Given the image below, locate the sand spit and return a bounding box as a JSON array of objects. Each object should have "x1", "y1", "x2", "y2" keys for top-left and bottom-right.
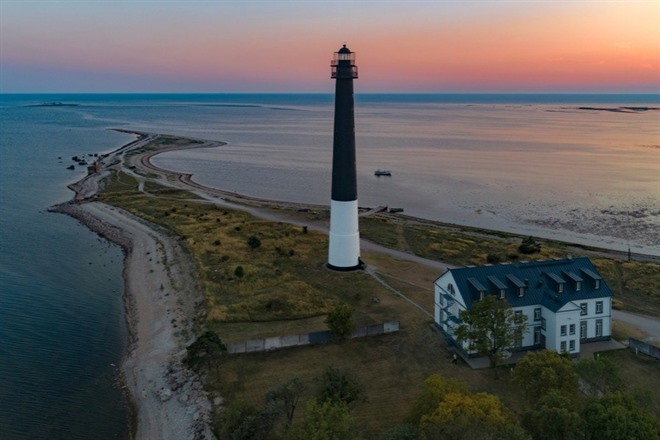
[{"x1": 50, "y1": 132, "x2": 214, "y2": 440}]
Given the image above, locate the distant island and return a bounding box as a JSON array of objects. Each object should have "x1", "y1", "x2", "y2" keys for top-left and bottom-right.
[
  {"x1": 577, "y1": 106, "x2": 659, "y2": 113},
  {"x1": 28, "y1": 102, "x2": 79, "y2": 107}
]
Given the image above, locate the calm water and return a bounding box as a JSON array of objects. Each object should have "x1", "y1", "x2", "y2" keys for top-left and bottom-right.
[
  {"x1": 0, "y1": 93, "x2": 658, "y2": 438},
  {"x1": 0, "y1": 101, "x2": 132, "y2": 439}
]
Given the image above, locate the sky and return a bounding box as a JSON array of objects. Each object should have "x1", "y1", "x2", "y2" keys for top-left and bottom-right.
[{"x1": 0, "y1": 0, "x2": 659, "y2": 93}]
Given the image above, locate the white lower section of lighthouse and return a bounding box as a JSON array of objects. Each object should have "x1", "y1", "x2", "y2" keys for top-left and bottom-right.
[{"x1": 328, "y1": 200, "x2": 361, "y2": 269}]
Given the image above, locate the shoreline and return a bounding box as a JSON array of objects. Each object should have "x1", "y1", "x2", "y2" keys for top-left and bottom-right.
[
  {"x1": 51, "y1": 131, "x2": 215, "y2": 439},
  {"x1": 50, "y1": 129, "x2": 660, "y2": 438}
]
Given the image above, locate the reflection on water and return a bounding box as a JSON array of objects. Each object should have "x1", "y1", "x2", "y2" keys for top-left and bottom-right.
[{"x1": 150, "y1": 100, "x2": 659, "y2": 256}]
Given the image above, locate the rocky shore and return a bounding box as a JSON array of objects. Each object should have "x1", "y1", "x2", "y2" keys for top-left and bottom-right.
[{"x1": 50, "y1": 132, "x2": 214, "y2": 440}]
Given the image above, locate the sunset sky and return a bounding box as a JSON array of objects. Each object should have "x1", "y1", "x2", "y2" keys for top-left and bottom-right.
[{"x1": 1, "y1": 1, "x2": 658, "y2": 93}]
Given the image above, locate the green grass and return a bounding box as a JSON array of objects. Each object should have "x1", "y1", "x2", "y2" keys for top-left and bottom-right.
[{"x1": 597, "y1": 349, "x2": 660, "y2": 417}]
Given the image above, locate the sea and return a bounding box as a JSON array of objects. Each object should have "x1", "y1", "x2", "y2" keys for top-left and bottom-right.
[{"x1": 0, "y1": 93, "x2": 658, "y2": 438}]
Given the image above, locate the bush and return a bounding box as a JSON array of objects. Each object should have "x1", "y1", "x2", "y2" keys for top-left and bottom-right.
[
  {"x1": 235, "y1": 266, "x2": 245, "y2": 278},
  {"x1": 519, "y1": 236, "x2": 541, "y2": 254},
  {"x1": 248, "y1": 235, "x2": 261, "y2": 249},
  {"x1": 486, "y1": 253, "x2": 501, "y2": 264}
]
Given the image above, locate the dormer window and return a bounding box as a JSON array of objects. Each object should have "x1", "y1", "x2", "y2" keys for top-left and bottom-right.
[
  {"x1": 488, "y1": 276, "x2": 507, "y2": 300},
  {"x1": 563, "y1": 271, "x2": 583, "y2": 292},
  {"x1": 506, "y1": 274, "x2": 526, "y2": 297},
  {"x1": 448, "y1": 284, "x2": 455, "y2": 295},
  {"x1": 581, "y1": 268, "x2": 602, "y2": 290},
  {"x1": 480, "y1": 291, "x2": 485, "y2": 300},
  {"x1": 547, "y1": 272, "x2": 566, "y2": 293}
]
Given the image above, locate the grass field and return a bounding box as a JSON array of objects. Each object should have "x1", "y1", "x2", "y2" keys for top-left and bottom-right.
[{"x1": 96, "y1": 147, "x2": 659, "y2": 437}]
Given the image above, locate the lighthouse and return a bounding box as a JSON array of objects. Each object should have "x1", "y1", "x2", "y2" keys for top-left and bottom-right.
[{"x1": 328, "y1": 44, "x2": 362, "y2": 271}]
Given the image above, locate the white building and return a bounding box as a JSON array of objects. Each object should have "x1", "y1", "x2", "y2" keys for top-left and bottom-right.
[{"x1": 434, "y1": 257, "x2": 612, "y2": 356}]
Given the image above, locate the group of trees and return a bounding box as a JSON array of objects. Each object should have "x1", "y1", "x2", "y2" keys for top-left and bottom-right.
[
  {"x1": 512, "y1": 350, "x2": 659, "y2": 440},
  {"x1": 388, "y1": 374, "x2": 529, "y2": 440},
  {"x1": 220, "y1": 366, "x2": 366, "y2": 440},
  {"x1": 384, "y1": 351, "x2": 659, "y2": 440},
  {"x1": 186, "y1": 305, "x2": 658, "y2": 440}
]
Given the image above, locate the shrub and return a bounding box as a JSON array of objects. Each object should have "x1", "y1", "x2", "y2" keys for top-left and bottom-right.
[
  {"x1": 519, "y1": 236, "x2": 541, "y2": 254},
  {"x1": 235, "y1": 266, "x2": 245, "y2": 278},
  {"x1": 248, "y1": 235, "x2": 261, "y2": 249}
]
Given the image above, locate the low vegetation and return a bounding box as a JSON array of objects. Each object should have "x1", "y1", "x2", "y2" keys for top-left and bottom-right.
[{"x1": 95, "y1": 138, "x2": 659, "y2": 438}]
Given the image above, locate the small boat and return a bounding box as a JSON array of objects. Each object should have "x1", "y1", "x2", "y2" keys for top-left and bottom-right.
[
  {"x1": 374, "y1": 169, "x2": 391, "y2": 177},
  {"x1": 389, "y1": 207, "x2": 404, "y2": 213}
]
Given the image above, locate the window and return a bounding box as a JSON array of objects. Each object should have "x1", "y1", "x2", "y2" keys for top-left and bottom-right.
[
  {"x1": 580, "y1": 321, "x2": 587, "y2": 339},
  {"x1": 500, "y1": 289, "x2": 505, "y2": 299},
  {"x1": 596, "y1": 301, "x2": 603, "y2": 314},
  {"x1": 518, "y1": 286, "x2": 525, "y2": 297},
  {"x1": 534, "y1": 326, "x2": 542, "y2": 345},
  {"x1": 580, "y1": 303, "x2": 588, "y2": 316},
  {"x1": 560, "y1": 341, "x2": 567, "y2": 352},
  {"x1": 596, "y1": 319, "x2": 603, "y2": 337},
  {"x1": 480, "y1": 291, "x2": 485, "y2": 300},
  {"x1": 594, "y1": 279, "x2": 600, "y2": 289},
  {"x1": 569, "y1": 324, "x2": 576, "y2": 335},
  {"x1": 534, "y1": 308, "x2": 541, "y2": 321},
  {"x1": 515, "y1": 310, "x2": 523, "y2": 323},
  {"x1": 576, "y1": 281, "x2": 581, "y2": 291},
  {"x1": 558, "y1": 283, "x2": 564, "y2": 293},
  {"x1": 541, "y1": 317, "x2": 546, "y2": 330},
  {"x1": 560, "y1": 325, "x2": 567, "y2": 336},
  {"x1": 569, "y1": 340, "x2": 575, "y2": 351},
  {"x1": 448, "y1": 284, "x2": 455, "y2": 295}
]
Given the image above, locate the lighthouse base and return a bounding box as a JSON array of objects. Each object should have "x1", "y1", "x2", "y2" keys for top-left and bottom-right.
[{"x1": 328, "y1": 199, "x2": 361, "y2": 270}]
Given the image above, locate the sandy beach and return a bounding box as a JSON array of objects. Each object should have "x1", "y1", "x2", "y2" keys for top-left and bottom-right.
[{"x1": 51, "y1": 132, "x2": 219, "y2": 439}]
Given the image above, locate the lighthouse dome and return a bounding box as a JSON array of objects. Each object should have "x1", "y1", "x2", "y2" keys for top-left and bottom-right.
[{"x1": 338, "y1": 44, "x2": 351, "y2": 53}]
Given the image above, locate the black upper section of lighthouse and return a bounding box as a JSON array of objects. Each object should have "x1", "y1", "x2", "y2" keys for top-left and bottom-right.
[{"x1": 331, "y1": 45, "x2": 358, "y2": 202}]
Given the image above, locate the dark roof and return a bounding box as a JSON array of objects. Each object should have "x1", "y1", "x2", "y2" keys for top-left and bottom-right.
[{"x1": 437, "y1": 257, "x2": 612, "y2": 312}]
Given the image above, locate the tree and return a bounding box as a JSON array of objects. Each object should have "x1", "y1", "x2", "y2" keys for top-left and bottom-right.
[
  {"x1": 512, "y1": 350, "x2": 579, "y2": 402},
  {"x1": 407, "y1": 374, "x2": 467, "y2": 425},
  {"x1": 317, "y1": 366, "x2": 365, "y2": 409},
  {"x1": 523, "y1": 390, "x2": 586, "y2": 440},
  {"x1": 185, "y1": 330, "x2": 227, "y2": 378},
  {"x1": 454, "y1": 295, "x2": 527, "y2": 371},
  {"x1": 583, "y1": 392, "x2": 660, "y2": 440},
  {"x1": 325, "y1": 304, "x2": 355, "y2": 341},
  {"x1": 420, "y1": 391, "x2": 527, "y2": 440},
  {"x1": 265, "y1": 377, "x2": 305, "y2": 428},
  {"x1": 289, "y1": 399, "x2": 360, "y2": 440},
  {"x1": 221, "y1": 400, "x2": 280, "y2": 440}
]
